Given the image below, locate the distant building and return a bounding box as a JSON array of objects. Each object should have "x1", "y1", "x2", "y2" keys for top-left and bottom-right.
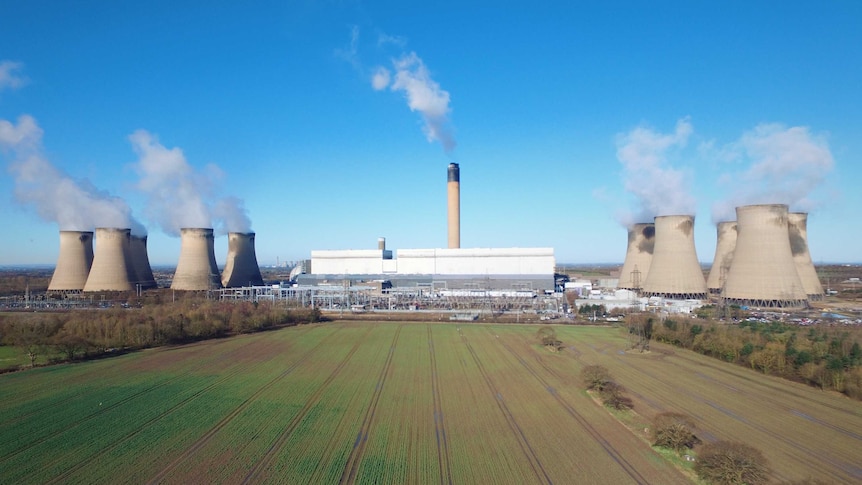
[{"x1": 298, "y1": 246, "x2": 556, "y2": 291}]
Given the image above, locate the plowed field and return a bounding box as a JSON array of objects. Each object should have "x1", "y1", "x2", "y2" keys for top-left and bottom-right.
[{"x1": 1, "y1": 322, "x2": 858, "y2": 484}]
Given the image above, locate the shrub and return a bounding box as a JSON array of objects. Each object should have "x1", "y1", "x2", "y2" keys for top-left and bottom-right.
[
  {"x1": 651, "y1": 412, "x2": 700, "y2": 452},
  {"x1": 695, "y1": 441, "x2": 770, "y2": 485}
]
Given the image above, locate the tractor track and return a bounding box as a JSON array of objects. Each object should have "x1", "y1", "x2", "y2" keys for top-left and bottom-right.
[
  {"x1": 0, "y1": 334, "x2": 280, "y2": 466},
  {"x1": 594, "y1": 342, "x2": 862, "y2": 483},
  {"x1": 0, "y1": 337, "x2": 262, "y2": 430},
  {"x1": 144, "y1": 325, "x2": 346, "y2": 484},
  {"x1": 240, "y1": 325, "x2": 375, "y2": 484},
  {"x1": 460, "y1": 330, "x2": 553, "y2": 485},
  {"x1": 338, "y1": 324, "x2": 402, "y2": 484},
  {"x1": 427, "y1": 325, "x2": 453, "y2": 485},
  {"x1": 489, "y1": 330, "x2": 651, "y2": 485}
]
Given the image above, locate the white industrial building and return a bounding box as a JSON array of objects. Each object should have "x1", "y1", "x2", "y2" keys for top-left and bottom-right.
[{"x1": 299, "y1": 246, "x2": 556, "y2": 291}]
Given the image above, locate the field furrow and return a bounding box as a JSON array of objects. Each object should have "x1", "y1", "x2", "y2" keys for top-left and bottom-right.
[
  {"x1": 339, "y1": 324, "x2": 403, "y2": 484},
  {"x1": 2, "y1": 322, "x2": 859, "y2": 484},
  {"x1": 427, "y1": 324, "x2": 453, "y2": 485}
]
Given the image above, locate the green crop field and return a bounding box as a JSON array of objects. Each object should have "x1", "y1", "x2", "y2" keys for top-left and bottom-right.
[{"x1": 1, "y1": 322, "x2": 859, "y2": 484}]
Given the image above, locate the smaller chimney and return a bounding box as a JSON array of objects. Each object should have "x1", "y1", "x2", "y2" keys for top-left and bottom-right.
[{"x1": 378, "y1": 237, "x2": 386, "y2": 250}]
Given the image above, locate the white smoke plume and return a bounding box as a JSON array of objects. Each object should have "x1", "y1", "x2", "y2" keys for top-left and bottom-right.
[
  {"x1": 711, "y1": 123, "x2": 834, "y2": 223},
  {"x1": 128, "y1": 130, "x2": 251, "y2": 235},
  {"x1": 213, "y1": 196, "x2": 252, "y2": 234},
  {"x1": 0, "y1": 60, "x2": 27, "y2": 92},
  {"x1": 1, "y1": 115, "x2": 146, "y2": 234},
  {"x1": 615, "y1": 118, "x2": 696, "y2": 225},
  {"x1": 372, "y1": 52, "x2": 456, "y2": 152}
]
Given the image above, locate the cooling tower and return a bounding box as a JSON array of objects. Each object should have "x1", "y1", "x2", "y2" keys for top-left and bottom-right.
[
  {"x1": 618, "y1": 223, "x2": 654, "y2": 290},
  {"x1": 721, "y1": 204, "x2": 808, "y2": 308},
  {"x1": 642, "y1": 215, "x2": 707, "y2": 299},
  {"x1": 171, "y1": 228, "x2": 222, "y2": 290},
  {"x1": 221, "y1": 232, "x2": 264, "y2": 288},
  {"x1": 83, "y1": 227, "x2": 135, "y2": 292},
  {"x1": 129, "y1": 235, "x2": 158, "y2": 290},
  {"x1": 48, "y1": 231, "x2": 94, "y2": 292},
  {"x1": 788, "y1": 212, "x2": 824, "y2": 301},
  {"x1": 706, "y1": 221, "x2": 738, "y2": 294},
  {"x1": 447, "y1": 162, "x2": 460, "y2": 249}
]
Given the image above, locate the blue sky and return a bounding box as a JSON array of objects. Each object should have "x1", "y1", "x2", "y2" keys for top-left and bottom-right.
[{"x1": 1, "y1": 1, "x2": 860, "y2": 267}]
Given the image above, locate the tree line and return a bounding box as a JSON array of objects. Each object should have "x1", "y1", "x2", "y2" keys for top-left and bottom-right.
[
  {"x1": 628, "y1": 313, "x2": 862, "y2": 400},
  {"x1": 0, "y1": 301, "x2": 323, "y2": 369}
]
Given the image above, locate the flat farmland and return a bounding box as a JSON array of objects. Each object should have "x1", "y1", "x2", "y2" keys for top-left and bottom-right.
[{"x1": 0, "y1": 323, "x2": 858, "y2": 484}]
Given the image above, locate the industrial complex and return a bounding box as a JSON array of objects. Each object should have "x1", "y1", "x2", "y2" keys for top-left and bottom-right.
[{"x1": 42, "y1": 162, "x2": 827, "y2": 314}]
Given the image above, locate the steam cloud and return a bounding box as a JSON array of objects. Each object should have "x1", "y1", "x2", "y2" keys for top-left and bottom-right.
[
  {"x1": 615, "y1": 118, "x2": 695, "y2": 225},
  {"x1": 711, "y1": 123, "x2": 834, "y2": 223},
  {"x1": 0, "y1": 115, "x2": 146, "y2": 234},
  {"x1": 372, "y1": 52, "x2": 456, "y2": 152},
  {"x1": 128, "y1": 130, "x2": 252, "y2": 236},
  {"x1": 0, "y1": 60, "x2": 27, "y2": 92}
]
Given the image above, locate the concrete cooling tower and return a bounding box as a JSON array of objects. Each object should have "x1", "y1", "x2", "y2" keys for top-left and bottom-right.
[
  {"x1": 706, "y1": 221, "x2": 738, "y2": 294},
  {"x1": 221, "y1": 232, "x2": 264, "y2": 288},
  {"x1": 721, "y1": 204, "x2": 808, "y2": 308},
  {"x1": 642, "y1": 215, "x2": 707, "y2": 299},
  {"x1": 129, "y1": 235, "x2": 158, "y2": 290},
  {"x1": 83, "y1": 227, "x2": 135, "y2": 292},
  {"x1": 788, "y1": 212, "x2": 824, "y2": 301},
  {"x1": 171, "y1": 228, "x2": 222, "y2": 290},
  {"x1": 48, "y1": 231, "x2": 94, "y2": 292},
  {"x1": 618, "y1": 223, "x2": 655, "y2": 290}
]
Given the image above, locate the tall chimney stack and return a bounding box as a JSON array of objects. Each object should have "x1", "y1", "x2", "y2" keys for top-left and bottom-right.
[{"x1": 447, "y1": 162, "x2": 460, "y2": 249}]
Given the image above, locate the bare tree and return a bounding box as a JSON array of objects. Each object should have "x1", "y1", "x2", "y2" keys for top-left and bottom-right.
[
  {"x1": 695, "y1": 441, "x2": 770, "y2": 485},
  {"x1": 599, "y1": 381, "x2": 633, "y2": 410},
  {"x1": 537, "y1": 326, "x2": 562, "y2": 351},
  {"x1": 651, "y1": 412, "x2": 700, "y2": 452},
  {"x1": 580, "y1": 365, "x2": 611, "y2": 391}
]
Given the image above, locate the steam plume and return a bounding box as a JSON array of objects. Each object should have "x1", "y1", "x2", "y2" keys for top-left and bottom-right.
[
  {"x1": 129, "y1": 129, "x2": 251, "y2": 235},
  {"x1": 0, "y1": 60, "x2": 27, "y2": 92},
  {"x1": 1, "y1": 115, "x2": 146, "y2": 234},
  {"x1": 711, "y1": 123, "x2": 834, "y2": 223},
  {"x1": 372, "y1": 52, "x2": 455, "y2": 152},
  {"x1": 615, "y1": 118, "x2": 695, "y2": 225}
]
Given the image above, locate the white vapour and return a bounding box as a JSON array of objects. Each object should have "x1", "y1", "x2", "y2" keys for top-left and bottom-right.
[
  {"x1": 0, "y1": 60, "x2": 27, "y2": 91},
  {"x1": 128, "y1": 130, "x2": 251, "y2": 235},
  {"x1": 711, "y1": 123, "x2": 834, "y2": 223},
  {"x1": 372, "y1": 52, "x2": 455, "y2": 152},
  {"x1": 213, "y1": 196, "x2": 252, "y2": 234},
  {"x1": 1, "y1": 115, "x2": 146, "y2": 234},
  {"x1": 615, "y1": 118, "x2": 695, "y2": 225}
]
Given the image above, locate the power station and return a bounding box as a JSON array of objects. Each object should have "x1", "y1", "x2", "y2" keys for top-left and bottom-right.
[
  {"x1": 298, "y1": 163, "x2": 556, "y2": 291},
  {"x1": 41, "y1": 160, "x2": 827, "y2": 310}
]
